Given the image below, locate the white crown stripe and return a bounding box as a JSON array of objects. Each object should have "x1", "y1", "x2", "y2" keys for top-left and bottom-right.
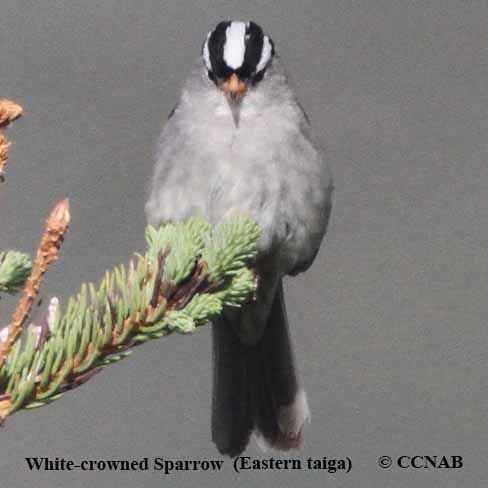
[
  {"x1": 256, "y1": 35, "x2": 272, "y2": 73},
  {"x1": 223, "y1": 22, "x2": 247, "y2": 69},
  {"x1": 203, "y1": 32, "x2": 212, "y2": 70}
]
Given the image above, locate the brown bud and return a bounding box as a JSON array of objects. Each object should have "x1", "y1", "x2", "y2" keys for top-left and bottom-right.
[{"x1": 0, "y1": 100, "x2": 23, "y2": 127}]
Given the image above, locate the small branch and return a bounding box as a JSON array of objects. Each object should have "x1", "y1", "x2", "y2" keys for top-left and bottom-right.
[
  {"x1": 58, "y1": 367, "x2": 103, "y2": 393},
  {"x1": 0, "y1": 216, "x2": 258, "y2": 423},
  {"x1": 0, "y1": 133, "x2": 11, "y2": 183},
  {"x1": 0, "y1": 99, "x2": 23, "y2": 181},
  {"x1": 0, "y1": 200, "x2": 70, "y2": 370},
  {"x1": 150, "y1": 247, "x2": 170, "y2": 308},
  {"x1": 168, "y1": 261, "x2": 209, "y2": 310}
]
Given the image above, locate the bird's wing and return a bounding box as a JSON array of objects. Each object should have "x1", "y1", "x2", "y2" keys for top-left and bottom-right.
[{"x1": 288, "y1": 196, "x2": 333, "y2": 276}]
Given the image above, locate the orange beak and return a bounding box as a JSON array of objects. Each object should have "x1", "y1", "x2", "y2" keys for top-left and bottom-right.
[{"x1": 222, "y1": 73, "x2": 248, "y2": 100}]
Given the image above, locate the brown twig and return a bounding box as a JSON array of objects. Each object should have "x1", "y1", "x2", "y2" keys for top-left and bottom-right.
[
  {"x1": 150, "y1": 247, "x2": 171, "y2": 308},
  {"x1": 0, "y1": 132, "x2": 11, "y2": 182},
  {"x1": 0, "y1": 199, "x2": 70, "y2": 370},
  {"x1": 0, "y1": 99, "x2": 23, "y2": 181},
  {"x1": 58, "y1": 367, "x2": 103, "y2": 393},
  {"x1": 167, "y1": 261, "x2": 208, "y2": 310}
]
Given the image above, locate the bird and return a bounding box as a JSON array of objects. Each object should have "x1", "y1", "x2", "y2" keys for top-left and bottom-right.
[{"x1": 145, "y1": 20, "x2": 333, "y2": 457}]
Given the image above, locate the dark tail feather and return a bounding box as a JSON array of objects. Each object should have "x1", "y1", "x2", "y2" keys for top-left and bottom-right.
[
  {"x1": 211, "y1": 280, "x2": 310, "y2": 456},
  {"x1": 211, "y1": 313, "x2": 254, "y2": 457}
]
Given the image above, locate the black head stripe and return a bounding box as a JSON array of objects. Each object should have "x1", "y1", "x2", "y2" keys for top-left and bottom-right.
[
  {"x1": 235, "y1": 21, "x2": 264, "y2": 79},
  {"x1": 207, "y1": 21, "x2": 233, "y2": 79}
]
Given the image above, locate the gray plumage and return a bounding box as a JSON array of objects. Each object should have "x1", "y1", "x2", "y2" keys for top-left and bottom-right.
[{"x1": 146, "y1": 26, "x2": 333, "y2": 456}]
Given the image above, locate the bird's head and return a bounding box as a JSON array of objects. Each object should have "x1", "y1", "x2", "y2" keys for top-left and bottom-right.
[{"x1": 202, "y1": 20, "x2": 275, "y2": 126}]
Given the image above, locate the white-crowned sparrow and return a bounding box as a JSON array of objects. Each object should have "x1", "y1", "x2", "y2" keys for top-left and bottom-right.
[{"x1": 146, "y1": 20, "x2": 333, "y2": 456}]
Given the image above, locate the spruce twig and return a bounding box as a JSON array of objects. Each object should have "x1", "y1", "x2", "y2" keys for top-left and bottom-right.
[
  {"x1": 0, "y1": 99, "x2": 31, "y2": 297},
  {"x1": 0, "y1": 133, "x2": 11, "y2": 182},
  {"x1": 0, "y1": 200, "x2": 70, "y2": 370},
  {"x1": 0, "y1": 99, "x2": 23, "y2": 181}
]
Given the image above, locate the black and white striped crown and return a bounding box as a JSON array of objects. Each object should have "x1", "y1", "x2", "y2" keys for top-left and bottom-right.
[{"x1": 202, "y1": 20, "x2": 275, "y2": 83}]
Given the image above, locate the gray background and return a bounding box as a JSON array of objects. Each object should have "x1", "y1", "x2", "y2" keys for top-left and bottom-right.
[{"x1": 0, "y1": 1, "x2": 486, "y2": 487}]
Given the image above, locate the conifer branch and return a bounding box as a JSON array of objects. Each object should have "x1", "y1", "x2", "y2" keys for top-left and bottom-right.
[
  {"x1": 0, "y1": 216, "x2": 259, "y2": 423},
  {"x1": 0, "y1": 200, "x2": 70, "y2": 371}
]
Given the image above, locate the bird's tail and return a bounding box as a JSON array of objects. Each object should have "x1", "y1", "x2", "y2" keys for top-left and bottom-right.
[{"x1": 211, "y1": 280, "x2": 310, "y2": 457}]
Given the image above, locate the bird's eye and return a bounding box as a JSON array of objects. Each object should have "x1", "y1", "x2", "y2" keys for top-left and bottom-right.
[{"x1": 207, "y1": 70, "x2": 218, "y2": 85}]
